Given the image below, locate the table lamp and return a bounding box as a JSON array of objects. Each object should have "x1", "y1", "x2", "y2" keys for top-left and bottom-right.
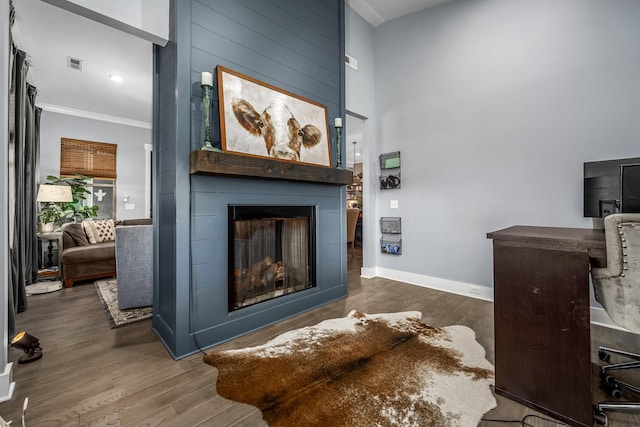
[{"x1": 36, "y1": 184, "x2": 73, "y2": 232}]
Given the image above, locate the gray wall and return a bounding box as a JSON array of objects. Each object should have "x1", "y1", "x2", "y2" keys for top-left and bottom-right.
[
  {"x1": 154, "y1": 0, "x2": 345, "y2": 358},
  {"x1": 363, "y1": 0, "x2": 640, "y2": 292},
  {"x1": 345, "y1": 7, "x2": 375, "y2": 118},
  {"x1": 345, "y1": 7, "x2": 377, "y2": 272},
  {"x1": 39, "y1": 111, "x2": 150, "y2": 220}
]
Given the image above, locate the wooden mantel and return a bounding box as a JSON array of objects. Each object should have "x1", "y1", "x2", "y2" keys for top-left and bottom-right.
[{"x1": 190, "y1": 150, "x2": 353, "y2": 185}]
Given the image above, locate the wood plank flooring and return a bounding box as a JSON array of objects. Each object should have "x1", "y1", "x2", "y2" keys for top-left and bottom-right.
[{"x1": 0, "y1": 249, "x2": 638, "y2": 426}]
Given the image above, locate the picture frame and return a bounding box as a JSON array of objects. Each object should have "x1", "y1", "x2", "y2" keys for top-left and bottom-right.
[{"x1": 217, "y1": 66, "x2": 332, "y2": 167}]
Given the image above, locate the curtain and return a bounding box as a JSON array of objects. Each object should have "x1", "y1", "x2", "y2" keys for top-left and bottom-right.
[
  {"x1": 8, "y1": 35, "x2": 41, "y2": 336},
  {"x1": 26, "y1": 85, "x2": 41, "y2": 281}
]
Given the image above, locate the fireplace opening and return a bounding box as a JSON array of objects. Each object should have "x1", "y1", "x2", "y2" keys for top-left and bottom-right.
[{"x1": 228, "y1": 205, "x2": 316, "y2": 311}]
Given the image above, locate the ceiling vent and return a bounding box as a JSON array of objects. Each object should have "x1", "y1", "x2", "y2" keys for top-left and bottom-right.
[{"x1": 67, "y1": 57, "x2": 82, "y2": 71}]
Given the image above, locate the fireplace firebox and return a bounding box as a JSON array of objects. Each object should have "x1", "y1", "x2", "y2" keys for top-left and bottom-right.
[{"x1": 228, "y1": 205, "x2": 316, "y2": 311}]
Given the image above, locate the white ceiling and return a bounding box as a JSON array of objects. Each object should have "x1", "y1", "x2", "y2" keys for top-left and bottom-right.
[{"x1": 11, "y1": 0, "x2": 451, "y2": 131}]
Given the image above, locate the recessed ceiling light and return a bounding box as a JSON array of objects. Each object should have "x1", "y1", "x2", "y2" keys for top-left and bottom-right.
[{"x1": 109, "y1": 74, "x2": 125, "y2": 83}]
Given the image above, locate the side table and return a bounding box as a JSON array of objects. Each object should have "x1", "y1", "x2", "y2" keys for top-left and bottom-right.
[{"x1": 37, "y1": 231, "x2": 63, "y2": 279}]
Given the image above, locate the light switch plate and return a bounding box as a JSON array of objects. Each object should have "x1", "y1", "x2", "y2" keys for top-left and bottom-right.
[{"x1": 390, "y1": 200, "x2": 398, "y2": 209}]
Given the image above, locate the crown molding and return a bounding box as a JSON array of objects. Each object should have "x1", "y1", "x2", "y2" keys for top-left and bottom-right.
[
  {"x1": 347, "y1": 0, "x2": 385, "y2": 26},
  {"x1": 39, "y1": 103, "x2": 152, "y2": 129}
]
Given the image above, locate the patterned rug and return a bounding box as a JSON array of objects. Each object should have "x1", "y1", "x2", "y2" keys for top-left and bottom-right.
[
  {"x1": 94, "y1": 279, "x2": 152, "y2": 328},
  {"x1": 204, "y1": 310, "x2": 496, "y2": 426}
]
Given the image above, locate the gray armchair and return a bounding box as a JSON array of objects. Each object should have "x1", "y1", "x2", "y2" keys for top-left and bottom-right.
[
  {"x1": 591, "y1": 213, "x2": 640, "y2": 425},
  {"x1": 115, "y1": 224, "x2": 153, "y2": 310}
]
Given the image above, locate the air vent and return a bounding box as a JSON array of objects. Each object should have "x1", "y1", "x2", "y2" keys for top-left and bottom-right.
[
  {"x1": 345, "y1": 54, "x2": 358, "y2": 70},
  {"x1": 67, "y1": 57, "x2": 82, "y2": 71}
]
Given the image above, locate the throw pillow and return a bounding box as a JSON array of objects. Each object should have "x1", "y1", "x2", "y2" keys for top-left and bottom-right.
[
  {"x1": 66, "y1": 224, "x2": 90, "y2": 246},
  {"x1": 82, "y1": 219, "x2": 115, "y2": 244}
]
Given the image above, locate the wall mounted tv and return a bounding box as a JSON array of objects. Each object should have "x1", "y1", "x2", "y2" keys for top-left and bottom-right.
[{"x1": 584, "y1": 157, "x2": 640, "y2": 217}]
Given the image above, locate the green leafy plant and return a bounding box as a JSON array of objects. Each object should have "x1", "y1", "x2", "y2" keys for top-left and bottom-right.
[
  {"x1": 45, "y1": 174, "x2": 99, "y2": 222},
  {"x1": 37, "y1": 203, "x2": 66, "y2": 225},
  {"x1": 73, "y1": 204, "x2": 99, "y2": 220}
]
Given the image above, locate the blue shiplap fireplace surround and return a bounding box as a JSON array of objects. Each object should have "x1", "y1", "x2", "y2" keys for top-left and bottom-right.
[{"x1": 153, "y1": 0, "x2": 348, "y2": 358}]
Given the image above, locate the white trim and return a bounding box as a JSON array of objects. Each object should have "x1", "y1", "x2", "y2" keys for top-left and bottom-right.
[
  {"x1": 39, "y1": 103, "x2": 152, "y2": 129},
  {"x1": 42, "y1": 0, "x2": 169, "y2": 46},
  {"x1": 0, "y1": 362, "x2": 15, "y2": 403},
  {"x1": 360, "y1": 266, "x2": 376, "y2": 279},
  {"x1": 347, "y1": 0, "x2": 385, "y2": 26},
  {"x1": 590, "y1": 306, "x2": 628, "y2": 331},
  {"x1": 144, "y1": 143, "x2": 152, "y2": 217},
  {"x1": 371, "y1": 267, "x2": 494, "y2": 301},
  {"x1": 1, "y1": 0, "x2": 13, "y2": 404}
]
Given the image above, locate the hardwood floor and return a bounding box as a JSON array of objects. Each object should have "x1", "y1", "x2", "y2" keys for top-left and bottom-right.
[{"x1": 1, "y1": 249, "x2": 639, "y2": 426}]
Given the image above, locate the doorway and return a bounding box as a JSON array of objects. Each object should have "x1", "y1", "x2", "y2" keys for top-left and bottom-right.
[{"x1": 346, "y1": 113, "x2": 366, "y2": 266}]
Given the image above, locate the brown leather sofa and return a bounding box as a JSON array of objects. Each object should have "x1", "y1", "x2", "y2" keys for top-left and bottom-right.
[{"x1": 60, "y1": 218, "x2": 151, "y2": 287}]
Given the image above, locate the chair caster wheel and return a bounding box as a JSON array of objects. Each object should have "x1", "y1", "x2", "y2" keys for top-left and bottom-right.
[
  {"x1": 608, "y1": 386, "x2": 622, "y2": 399},
  {"x1": 593, "y1": 409, "x2": 608, "y2": 426},
  {"x1": 601, "y1": 377, "x2": 622, "y2": 398},
  {"x1": 599, "y1": 350, "x2": 611, "y2": 362},
  {"x1": 600, "y1": 371, "x2": 615, "y2": 385}
]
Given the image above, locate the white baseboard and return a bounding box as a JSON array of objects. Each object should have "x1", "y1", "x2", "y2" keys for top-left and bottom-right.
[
  {"x1": 590, "y1": 306, "x2": 627, "y2": 331},
  {"x1": 368, "y1": 267, "x2": 494, "y2": 302},
  {"x1": 360, "y1": 266, "x2": 376, "y2": 279},
  {"x1": 0, "y1": 362, "x2": 15, "y2": 403}
]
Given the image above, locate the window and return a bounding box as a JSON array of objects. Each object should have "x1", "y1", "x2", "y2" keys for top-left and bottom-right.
[
  {"x1": 86, "y1": 178, "x2": 116, "y2": 219},
  {"x1": 60, "y1": 138, "x2": 117, "y2": 219}
]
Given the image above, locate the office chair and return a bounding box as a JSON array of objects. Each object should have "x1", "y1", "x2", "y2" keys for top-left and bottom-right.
[
  {"x1": 590, "y1": 213, "x2": 640, "y2": 425},
  {"x1": 346, "y1": 208, "x2": 360, "y2": 260}
]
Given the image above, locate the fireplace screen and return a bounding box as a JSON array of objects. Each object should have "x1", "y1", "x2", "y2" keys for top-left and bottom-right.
[{"x1": 228, "y1": 206, "x2": 316, "y2": 311}]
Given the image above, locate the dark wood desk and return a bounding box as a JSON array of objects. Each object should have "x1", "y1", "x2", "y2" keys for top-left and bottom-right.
[{"x1": 487, "y1": 226, "x2": 606, "y2": 427}]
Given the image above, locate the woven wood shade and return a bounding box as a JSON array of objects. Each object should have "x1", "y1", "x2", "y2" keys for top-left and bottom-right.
[{"x1": 60, "y1": 138, "x2": 117, "y2": 179}]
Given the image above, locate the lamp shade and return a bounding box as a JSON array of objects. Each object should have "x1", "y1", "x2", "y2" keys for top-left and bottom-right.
[{"x1": 36, "y1": 184, "x2": 72, "y2": 203}]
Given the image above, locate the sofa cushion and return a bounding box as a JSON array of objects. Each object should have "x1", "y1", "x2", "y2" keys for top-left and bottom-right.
[
  {"x1": 83, "y1": 219, "x2": 115, "y2": 243},
  {"x1": 63, "y1": 223, "x2": 90, "y2": 247},
  {"x1": 61, "y1": 241, "x2": 115, "y2": 265}
]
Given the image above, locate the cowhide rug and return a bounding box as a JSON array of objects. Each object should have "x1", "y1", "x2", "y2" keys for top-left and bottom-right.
[{"x1": 203, "y1": 310, "x2": 496, "y2": 426}]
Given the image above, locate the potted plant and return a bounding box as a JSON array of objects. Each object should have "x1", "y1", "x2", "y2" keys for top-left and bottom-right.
[
  {"x1": 37, "y1": 203, "x2": 66, "y2": 232},
  {"x1": 45, "y1": 174, "x2": 99, "y2": 222}
]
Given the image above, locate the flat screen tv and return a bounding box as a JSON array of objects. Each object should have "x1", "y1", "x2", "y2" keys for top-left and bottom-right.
[{"x1": 584, "y1": 157, "x2": 640, "y2": 217}]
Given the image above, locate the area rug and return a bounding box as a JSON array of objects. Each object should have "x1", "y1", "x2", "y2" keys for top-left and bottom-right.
[
  {"x1": 94, "y1": 279, "x2": 152, "y2": 328},
  {"x1": 203, "y1": 310, "x2": 496, "y2": 426}
]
